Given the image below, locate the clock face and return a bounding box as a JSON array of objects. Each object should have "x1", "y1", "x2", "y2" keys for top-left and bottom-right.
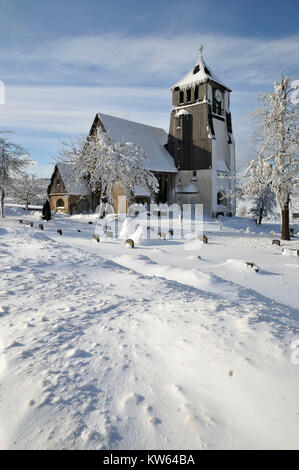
[{"x1": 215, "y1": 89, "x2": 222, "y2": 102}]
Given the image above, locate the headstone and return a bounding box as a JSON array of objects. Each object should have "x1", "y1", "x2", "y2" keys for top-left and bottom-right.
[
  {"x1": 39, "y1": 224, "x2": 44, "y2": 231},
  {"x1": 246, "y1": 262, "x2": 259, "y2": 272},
  {"x1": 169, "y1": 229, "x2": 174, "y2": 236},
  {"x1": 93, "y1": 234, "x2": 100, "y2": 243},
  {"x1": 57, "y1": 229, "x2": 62, "y2": 236},
  {"x1": 198, "y1": 234, "x2": 208, "y2": 244},
  {"x1": 125, "y1": 239, "x2": 134, "y2": 249},
  {"x1": 19, "y1": 220, "x2": 23, "y2": 224},
  {"x1": 88, "y1": 221, "x2": 93, "y2": 225},
  {"x1": 272, "y1": 239, "x2": 280, "y2": 246},
  {"x1": 77, "y1": 229, "x2": 81, "y2": 232},
  {"x1": 158, "y1": 232, "x2": 166, "y2": 240},
  {"x1": 26, "y1": 222, "x2": 33, "y2": 227}
]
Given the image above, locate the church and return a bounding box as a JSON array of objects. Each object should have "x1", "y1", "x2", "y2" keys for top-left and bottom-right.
[{"x1": 48, "y1": 53, "x2": 235, "y2": 217}]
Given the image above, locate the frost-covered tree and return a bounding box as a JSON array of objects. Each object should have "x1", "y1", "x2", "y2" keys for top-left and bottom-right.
[
  {"x1": 0, "y1": 132, "x2": 31, "y2": 217},
  {"x1": 56, "y1": 129, "x2": 159, "y2": 208},
  {"x1": 249, "y1": 188, "x2": 277, "y2": 224},
  {"x1": 252, "y1": 77, "x2": 298, "y2": 239},
  {"x1": 242, "y1": 156, "x2": 276, "y2": 224},
  {"x1": 8, "y1": 173, "x2": 47, "y2": 210}
]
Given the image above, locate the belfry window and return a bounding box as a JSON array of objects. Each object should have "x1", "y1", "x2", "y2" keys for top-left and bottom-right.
[
  {"x1": 213, "y1": 89, "x2": 224, "y2": 116},
  {"x1": 186, "y1": 89, "x2": 191, "y2": 102},
  {"x1": 179, "y1": 91, "x2": 184, "y2": 104},
  {"x1": 194, "y1": 85, "x2": 199, "y2": 100}
]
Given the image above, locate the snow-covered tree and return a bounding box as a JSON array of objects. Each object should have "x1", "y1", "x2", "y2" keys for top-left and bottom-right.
[
  {"x1": 252, "y1": 76, "x2": 298, "y2": 239},
  {"x1": 56, "y1": 129, "x2": 159, "y2": 208},
  {"x1": 241, "y1": 155, "x2": 276, "y2": 224},
  {"x1": 8, "y1": 173, "x2": 47, "y2": 210},
  {"x1": 0, "y1": 132, "x2": 31, "y2": 217}
]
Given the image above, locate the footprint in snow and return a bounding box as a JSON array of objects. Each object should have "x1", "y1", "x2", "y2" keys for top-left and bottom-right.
[
  {"x1": 149, "y1": 416, "x2": 162, "y2": 426},
  {"x1": 0, "y1": 306, "x2": 9, "y2": 316},
  {"x1": 121, "y1": 392, "x2": 144, "y2": 411},
  {"x1": 65, "y1": 348, "x2": 92, "y2": 359},
  {"x1": 144, "y1": 405, "x2": 162, "y2": 426},
  {"x1": 6, "y1": 340, "x2": 23, "y2": 349}
]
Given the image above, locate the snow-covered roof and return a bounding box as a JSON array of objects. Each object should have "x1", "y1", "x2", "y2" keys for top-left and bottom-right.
[
  {"x1": 95, "y1": 113, "x2": 177, "y2": 174},
  {"x1": 171, "y1": 56, "x2": 230, "y2": 92},
  {"x1": 176, "y1": 184, "x2": 199, "y2": 194},
  {"x1": 134, "y1": 185, "x2": 151, "y2": 197},
  {"x1": 56, "y1": 163, "x2": 91, "y2": 196}
]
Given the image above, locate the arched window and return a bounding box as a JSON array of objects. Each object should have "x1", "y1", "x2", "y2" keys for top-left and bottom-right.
[
  {"x1": 56, "y1": 198, "x2": 65, "y2": 209},
  {"x1": 217, "y1": 191, "x2": 227, "y2": 205}
]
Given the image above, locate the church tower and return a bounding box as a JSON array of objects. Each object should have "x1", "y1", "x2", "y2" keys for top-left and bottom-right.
[{"x1": 167, "y1": 52, "x2": 235, "y2": 216}]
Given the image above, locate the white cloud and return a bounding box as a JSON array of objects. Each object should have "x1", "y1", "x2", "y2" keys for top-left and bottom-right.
[
  {"x1": 0, "y1": 85, "x2": 170, "y2": 134},
  {"x1": 0, "y1": 32, "x2": 298, "y2": 171},
  {"x1": 2, "y1": 32, "x2": 298, "y2": 89}
]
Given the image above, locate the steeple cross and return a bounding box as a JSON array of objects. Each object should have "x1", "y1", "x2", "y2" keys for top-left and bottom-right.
[{"x1": 199, "y1": 45, "x2": 204, "y2": 56}]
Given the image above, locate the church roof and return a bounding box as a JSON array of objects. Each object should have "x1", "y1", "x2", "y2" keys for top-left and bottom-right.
[
  {"x1": 171, "y1": 56, "x2": 231, "y2": 92},
  {"x1": 56, "y1": 163, "x2": 91, "y2": 196},
  {"x1": 92, "y1": 113, "x2": 177, "y2": 174}
]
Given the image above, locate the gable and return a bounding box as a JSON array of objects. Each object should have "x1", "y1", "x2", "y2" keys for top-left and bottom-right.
[
  {"x1": 48, "y1": 167, "x2": 67, "y2": 195},
  {"x1": 48, "y1": 164, "x2": 91, "y2": 196}
]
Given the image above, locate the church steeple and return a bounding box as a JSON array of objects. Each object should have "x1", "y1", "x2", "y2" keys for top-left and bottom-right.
[
  {"x1": 167, "y1": 52, "x2": 235, "y2": 217},
  {"x1": 171, "y1": 55, "x2": 230, "y2": 92}
]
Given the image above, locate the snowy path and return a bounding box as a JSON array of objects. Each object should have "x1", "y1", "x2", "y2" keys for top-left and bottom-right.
[{"x1": 0, "y1": 212, "x2": 299, "y2": 449}]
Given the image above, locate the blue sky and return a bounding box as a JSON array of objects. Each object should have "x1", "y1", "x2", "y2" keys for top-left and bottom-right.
[{"x1": 0, "y1": 0, "x2": 298, "y2": 176}]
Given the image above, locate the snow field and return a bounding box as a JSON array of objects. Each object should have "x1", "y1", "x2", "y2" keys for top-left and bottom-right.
[{"x1": 0, "y1": 207, "x2": 298, "y2": 449}]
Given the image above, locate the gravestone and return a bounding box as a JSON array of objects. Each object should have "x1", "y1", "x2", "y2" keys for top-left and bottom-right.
[
  {"x1": 57, "y1": 229, "x2": 62, "y2": 236},
  {"x1": 39, "y1": 224, "x2": 44, "y2": 231},
  {"x1": 272, "y1": 239, "x2": 280, "y2": 246},
  {"x1": 93, "y1": 234, "x2": 100, "y2": 243},
  {"x1": 197, "y1": 234, "x2": 208, "y2": 244},
  {"x1": 125, "y1": 239, "x2": 134, "y2": 249}
]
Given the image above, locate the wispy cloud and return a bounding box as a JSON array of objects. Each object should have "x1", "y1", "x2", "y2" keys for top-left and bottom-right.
[
  {"x1": 1, "y1": 32, "x2": 298, "y2": 88},
  {"x1": 0, "y1": 31, "x2": 298, "y2": 174}
]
